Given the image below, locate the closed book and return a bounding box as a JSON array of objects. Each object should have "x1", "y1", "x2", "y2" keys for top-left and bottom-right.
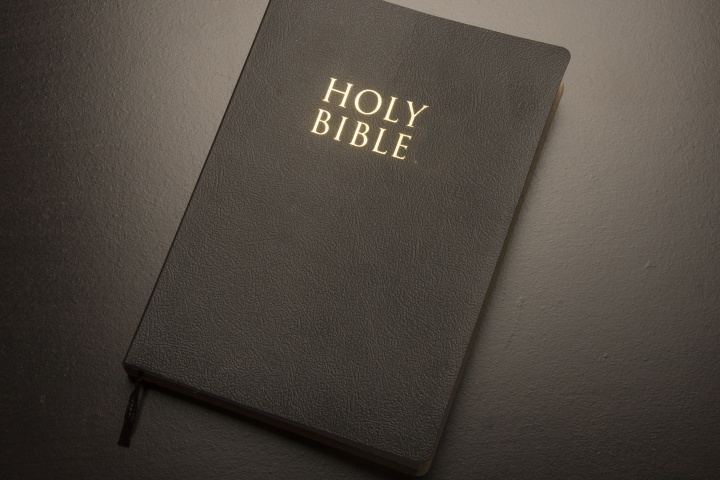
[{"x1": 121, "y1": 0, "x2": 570, "y2": 475}]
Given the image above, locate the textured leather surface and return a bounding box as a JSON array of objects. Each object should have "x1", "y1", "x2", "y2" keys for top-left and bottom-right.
[{"x1": 123, "y1": 0, "x2": 568, "y2": 471}]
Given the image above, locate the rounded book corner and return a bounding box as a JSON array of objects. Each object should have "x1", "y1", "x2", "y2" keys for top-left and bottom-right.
[
  {"x1": 412, "y1": 455, "x2": 436, "y2": 477},
  {"x1": 557, "y1": 45, "x2": 571, "y2": 64}
]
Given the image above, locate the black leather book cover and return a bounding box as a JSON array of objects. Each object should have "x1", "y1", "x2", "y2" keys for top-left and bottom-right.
[{"x1": 123, "y1": 0, "x2": 569, "y2": 475}]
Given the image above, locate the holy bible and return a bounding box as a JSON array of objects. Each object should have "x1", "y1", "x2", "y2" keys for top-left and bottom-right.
[{"x1": 121, "y1": 0, "x2": 570, "y2": 475}]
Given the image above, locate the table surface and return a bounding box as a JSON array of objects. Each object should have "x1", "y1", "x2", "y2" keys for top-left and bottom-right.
[{"x1": 2, "y1": 1, "x2": 719, "y2": 478}]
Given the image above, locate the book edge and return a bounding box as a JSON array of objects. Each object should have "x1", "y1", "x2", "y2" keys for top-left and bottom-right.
[
  {"x1": 121, "y1": 364, "x2": 426, "y2": 475},
  {"x1": 380, "y1": 0, "x2": 572, "y2": 62},
  {"x1": 121, "y1": 0, "x2": 276, "y2": 366},
  {"x1": 415, "y1": 80, "x2": 567, "y2": 476}
]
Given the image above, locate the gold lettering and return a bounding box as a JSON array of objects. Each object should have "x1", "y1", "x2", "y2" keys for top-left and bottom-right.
[
  {"x1": 311, "y1": 109, "x2": 331, "y2": 135},
  {"x1": 406, "y1": 101, "x2": 429, "y2": 128},
  {"x1": 392, "y1": 133, "x2": 412, "y2": 159},
  {"x1": 383, "y1": 96, "x2": 399, "y2": 123},
  {"x1": 334, "y1": 116, "x2": 348, "y2": 141},
  {"x1": 350, "y1": 121, "x2": 370, "y2": 147},
  {"x1": 354, "y1": 89, "x2": 383, "y2": 115},
  {"x1": 313, "y1": 77, "x2": 427, "y2": 161},
  {"x1": 323, "y1": 78, "x2": 353, "y2": 108},
  {"x1": 372, "y1": 128, "x2": 388, "y2": 155}
]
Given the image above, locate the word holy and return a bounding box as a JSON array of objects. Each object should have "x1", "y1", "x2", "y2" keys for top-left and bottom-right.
[{"x1": 310, "y1": 78, "x2": 429, "y2": 160}]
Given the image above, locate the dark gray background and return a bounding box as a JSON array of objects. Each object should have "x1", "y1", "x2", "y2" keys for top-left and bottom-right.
[{"x1": 1, "y1": 0, "x2": 718, "y2": 478}]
